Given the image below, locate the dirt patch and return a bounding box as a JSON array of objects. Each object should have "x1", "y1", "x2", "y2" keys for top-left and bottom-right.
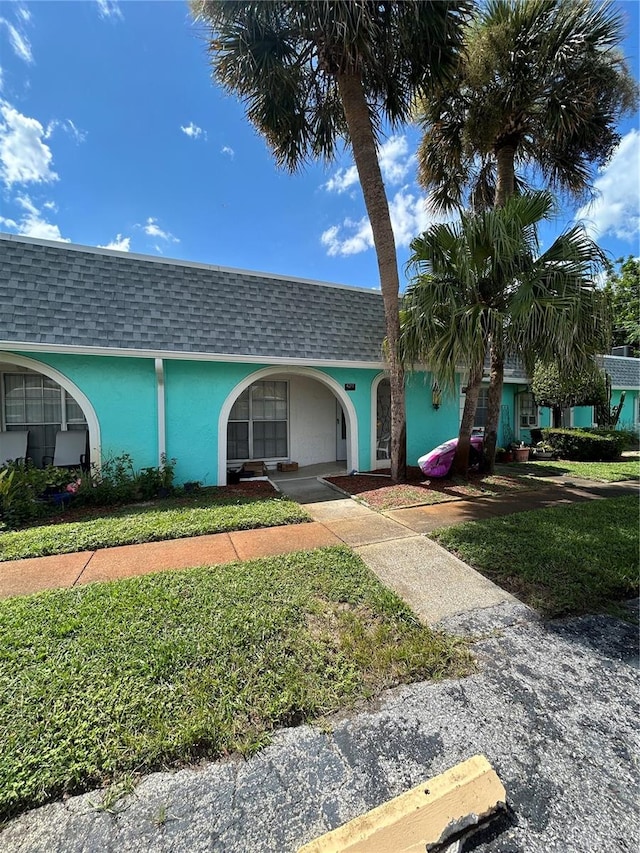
[{"x1": 325, "y1": 466, "x2": 546, "y2": 511}]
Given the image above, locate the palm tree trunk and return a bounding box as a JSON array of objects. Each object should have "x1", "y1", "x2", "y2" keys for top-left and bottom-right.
[
  {"x1": 451, "y1": 360, "x2": 483, "y2": 477},
  {"x1": 487, "y1": 145, "x2": 516, "y2": 471},
  {"x1": 483, "y1": 341, "x2": 504, "y2": 474},
  {"x1": 494, "y1": 144, "x2": 516, "y2": 208},
  {"x1": 336, "y1": 70, "x2": 406, "y2": 482}
]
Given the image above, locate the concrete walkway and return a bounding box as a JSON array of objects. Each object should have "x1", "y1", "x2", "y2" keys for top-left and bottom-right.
[{"x1": 1, "y1": 477, "x2": 637, "y2": 625}]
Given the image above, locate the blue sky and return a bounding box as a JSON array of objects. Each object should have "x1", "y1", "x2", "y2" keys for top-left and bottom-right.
[{"x1": 0, "y1": 0, "x2": 638, "y2": 290}]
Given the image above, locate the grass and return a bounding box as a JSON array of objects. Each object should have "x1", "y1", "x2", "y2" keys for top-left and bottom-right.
[
  {"x1": 511, "y1": 458, "x2": 640, "y2": 482},
  {"x1": 431, "y1": 496, "x2": 639, "y2": 618},
  {"x1": 0, "y1": 487, "x2": 309, "y2": 562},
  {"x1": 0, "y1": 546, "x2": 471, "y2": 820}
]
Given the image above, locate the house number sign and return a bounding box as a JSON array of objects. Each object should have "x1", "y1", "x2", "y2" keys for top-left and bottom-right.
[{"x1": 344, "y1": 383, "x2": 356, "y2": 391}]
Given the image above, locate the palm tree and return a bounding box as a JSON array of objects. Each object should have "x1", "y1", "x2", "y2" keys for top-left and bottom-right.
[
  {"x1": 400, "y1": 192, "x2": 610, "y2": 474},
  {"x1": 417, "y1": 0, "x2": 637, "y2": 212},
  {"x1": 191, "y1": 0, "x2": 469, "y2": 482},
  {"x1": 414, "y1": 0, "x2": 636, "y2": 468}
]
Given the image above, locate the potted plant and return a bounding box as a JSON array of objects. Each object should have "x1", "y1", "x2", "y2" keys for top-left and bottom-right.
[
  {"x1": 531, "y1": 441, "x2": 555, "y2": 461},
  {"x1": 512, "y1": 442, "x2": 530, "y2": 463}
]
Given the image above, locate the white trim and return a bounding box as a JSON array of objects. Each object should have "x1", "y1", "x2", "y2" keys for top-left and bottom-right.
[
  {"x1": 370, "y1": 373, "x2": 389, "y2": 470},
  {"x1": 218, "y1": 366, "x2": 358, "y2": 485},
  {"x1": 0, "y1": 340, "x2": 383, "y2": 370},
  {"x1": 1, "y1": 232, "x2": 379, "y2": 295},
  {"x1": 155, "y1": 358, "x2": 166, "y2": 465},
  {"x1": 0, "y1": 353, "x2": 101, "y2": 467}
]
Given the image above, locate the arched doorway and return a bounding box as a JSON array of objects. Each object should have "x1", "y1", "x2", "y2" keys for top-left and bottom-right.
[
  {"x1": 371, "y1": 374, "x2": 391, "y2": 469},
  {"x1": 0, "y1": 354, "x2": 100, "y2": 468},
  {"x1": 218, "y1": 366, "x2": 358, "y2": 484}
]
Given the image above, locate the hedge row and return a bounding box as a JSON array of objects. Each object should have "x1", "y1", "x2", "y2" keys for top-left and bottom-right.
[{"x1": 542, "y1": 428, "x2": 627, "y2": 461}]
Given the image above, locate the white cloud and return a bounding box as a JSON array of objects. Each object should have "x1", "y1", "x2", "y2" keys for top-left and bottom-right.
[
  {"x1": 0, "y1": 215, "x2": 17, "y2": 229},
  {"x1": 221, "y1": 145, "x2": 234, "y2": 158},
  {"x1": 378, "y1": 136, "x2": 413, "y2": 184},
  {"x1": 45, "y1": 118, "x2": 87, "y2": 144},
  {"x1": 321, "y1": 187, "x2": 438, "y2": 257},
  {"x1": 387, "y1": 187, "x2": 432, "y2": 246},
  {"x1": 323, "y1": 135, "x2": 414, "y2": 194},
  {"x1": 17, "y1": 7, "x2": 31, "y2": 24},
  {"x1": 96, "y1": 1, "x2": 123, "y2": 20},
  {"x1": 575, "y1": 129, "x2": 640, "y2": 243},
  {"x1": 142, "y1": 217, "x2": 179, "y2": 243},
  {"x1": 0, "y1": 18, "x2": 33, "y2": 63},
  {"x1": 99, "y1": 234, "x2": 131, "y2": 251},
  {"x1": 4, "y1": 194, "x2": 69, "y2": 242},
  {"x1": 181, "y1": 122, "x2": 204, "y2": 140},
  {"x1": 0, "y1": 101, "x2": 58, "y2": 186},
  {"x1": 324, "y1": 165, "x2": 359, "y2": 194},
  {"x1": 321, "y1": 219, "x2": 373, "y2": 257}
]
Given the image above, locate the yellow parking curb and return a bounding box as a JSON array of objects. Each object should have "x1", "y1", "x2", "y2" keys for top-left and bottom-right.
[{"x1": 298, "y1": 754, "x2": 506, "y2": 853}]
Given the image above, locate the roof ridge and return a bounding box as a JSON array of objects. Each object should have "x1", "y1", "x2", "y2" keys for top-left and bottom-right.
[{"x1": 0, "y1": 232, "x2": 381, "y2": 296}]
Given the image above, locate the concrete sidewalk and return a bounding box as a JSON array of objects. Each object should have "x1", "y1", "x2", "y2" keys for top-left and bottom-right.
[{"x1": 2, "y1": 477, "x2": 637, "y2": 624}]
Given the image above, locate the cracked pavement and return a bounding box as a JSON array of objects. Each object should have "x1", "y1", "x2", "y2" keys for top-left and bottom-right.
[{"x1": 2, "y1": 601, "x2": 638, "y2": 852}]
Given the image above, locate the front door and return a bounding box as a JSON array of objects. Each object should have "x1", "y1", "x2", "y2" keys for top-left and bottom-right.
[{"x1": 336, "y1": 401, "x2": 347, "y2": 461}]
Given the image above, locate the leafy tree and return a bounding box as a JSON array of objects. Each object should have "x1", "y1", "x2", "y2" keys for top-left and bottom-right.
[
  {"x1": 401, "y1": 192, "x2": 610, "y2": 474},
  {"x1": 191, "y1": 0, "x2": 469, "y2": 481},
  {"x1": 604, "y1": 257, "x2": 640, "y2": 356},
  {"x1": 413, "y1": 0, "x2": 637, "y2": 465},
  {"x1": 531, "y1": 360, "x2": 607, "y2": 427}
]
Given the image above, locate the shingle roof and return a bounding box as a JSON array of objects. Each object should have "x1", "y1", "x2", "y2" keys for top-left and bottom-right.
[
  {"x1": 0, "y1": 234, "x2": 387, "y2": 363},
  {"x1": 600, "y1": 355, "x2": 640, "y2": 390}
]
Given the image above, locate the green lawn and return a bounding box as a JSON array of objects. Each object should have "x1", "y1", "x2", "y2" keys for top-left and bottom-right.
[
  {"x1": 508, "y1": 458, "x2": 640, "y2": 482},
  {"x1": 0, "y1": 491, "x2": 309, "y2": 561},
  {"x1": 0, "y1": 546, "x2": 471, "y2": 819},
  {"x1": 431, "y1": 496, "x2": 639, "y2": 618}
]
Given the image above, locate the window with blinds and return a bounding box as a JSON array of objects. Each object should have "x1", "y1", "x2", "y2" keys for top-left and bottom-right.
[
  {"x1": 2, "y1": 373, "x2": 87, "y2": 467},
  {"x1": 227, "y1": 380, "x2": 288, "y2": 461}
]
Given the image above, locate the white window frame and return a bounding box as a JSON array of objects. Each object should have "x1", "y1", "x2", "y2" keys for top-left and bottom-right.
[
  {"x1": 459, "y1": 384, "x2": 489, "y2": 431},
  {"x1": 227, "y1": 380, "x2": 289, "y2": 463},
  {"x1": 1, "y1": 371, "x2": 87, "y2": 431},
  {"x1": 517, "y1": 391, "x2": 542, "y2": 440}
]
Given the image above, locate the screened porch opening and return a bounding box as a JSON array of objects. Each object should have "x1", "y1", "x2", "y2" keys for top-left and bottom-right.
[
  {"x1": 1, "y1": 368, "x2": 88, "y2": 468},
  {"x1": 227, "y1": 380, "x2": 288, "y2": 463}
]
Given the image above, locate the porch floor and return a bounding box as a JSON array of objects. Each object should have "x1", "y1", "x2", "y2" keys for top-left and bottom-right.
[{"x1": 269, "y1": 461, "x2": 348, "y2": 482}]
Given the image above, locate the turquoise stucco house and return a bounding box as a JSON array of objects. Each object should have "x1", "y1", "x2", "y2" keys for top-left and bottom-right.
[{"x1": 1, "y1": 233, "x2": 638, "y2": 484}]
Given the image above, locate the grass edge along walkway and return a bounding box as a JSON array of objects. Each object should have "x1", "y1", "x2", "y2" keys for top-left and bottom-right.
[
  {"x1": 0, "y1": 494, "x2": 310, "y2": 562},
  {"x1": 430, "y1": 495, "x2": 639, "y2": 619},
  {"x1": 0, "y1": 545, "x2": 472, "y2": 821}
]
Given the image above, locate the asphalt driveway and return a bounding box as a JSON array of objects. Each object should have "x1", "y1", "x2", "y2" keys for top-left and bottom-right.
[{"x1": 2, "y1": 601, "x2": 637, "y2": 852}]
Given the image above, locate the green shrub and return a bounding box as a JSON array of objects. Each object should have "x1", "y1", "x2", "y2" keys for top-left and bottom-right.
[
  {"x1": 543, "y1": 428, "x2": 622, "y2": 461},
  {"x1": 76, "y1": 453, "x2": 137, "y2": 505},
  {"x1": 583, "y1": 427, "x2": 638, "y2": 451},
  {"x1": 0, "y1": 463, "x2": 48, "y2": 528},
  {"x1": 76, "y1": 453, "x2": 176, "y2": 505}
]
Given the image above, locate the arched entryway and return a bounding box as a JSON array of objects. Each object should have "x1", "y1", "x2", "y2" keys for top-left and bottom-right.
[
  {"x1": 0, "y1": 353, "x2": 100, "y2": 468},
  {"x1": 218, "y1": 366, "x2": 358, "y2": 484},
  {"x1": 371, "y1": 374, "x2": 391, "y2": 469}
]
